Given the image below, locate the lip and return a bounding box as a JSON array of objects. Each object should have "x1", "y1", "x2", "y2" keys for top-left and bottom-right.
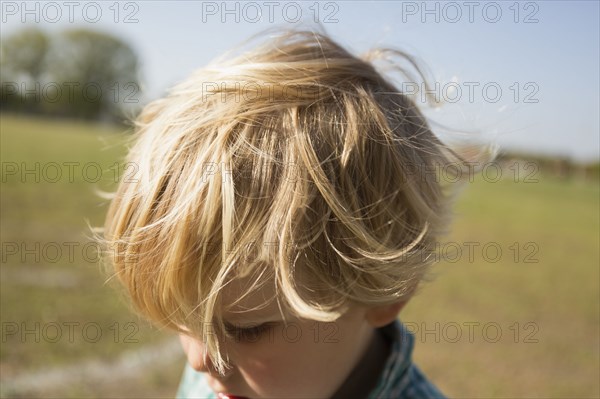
[
  {"x1": 216, "y1": 393, "x2": 250, "y2": 399},
  {"x1": 206, "y1": 375, "x2": 251, "y2": 399}
]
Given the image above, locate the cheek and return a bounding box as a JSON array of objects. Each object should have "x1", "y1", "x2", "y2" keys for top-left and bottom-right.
[
  {"x1": 234, "y1": 339, "x2": 299, "y2": 389},
  {"x1": 232, "y1": 325, "x2": 352, "y2": 397},
  {"x1": 179, "y1": 334, "x2": 205, "y2": 372}
]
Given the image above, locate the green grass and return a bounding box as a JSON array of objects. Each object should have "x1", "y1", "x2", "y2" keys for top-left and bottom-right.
[
  {"x1": 404, "y1": 173, "x2": 600, "y2": 397},
  {"x1": 1, "y1": 114, "x2": 182, "y2": 397},
  {"x1": 1, "y1": 114, "x2": 599, "y2": 398}
]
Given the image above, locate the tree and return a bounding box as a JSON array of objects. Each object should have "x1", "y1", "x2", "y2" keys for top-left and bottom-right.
[
  {"x1": 1, "y1": 27, "x2": 49, "y2": 81},
  {"x1": 0, "y1": 28, "x2": 50, "y2": 113},
  {"x1": 1, "y1": 28, "x2": 142, "y2": 122},
  {"x1": 46, "y1": 29, "x2": 142, "y2": 121}
]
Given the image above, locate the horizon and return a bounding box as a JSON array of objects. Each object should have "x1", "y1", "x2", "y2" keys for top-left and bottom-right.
[{"x1": 1, "y1": 1, "x2": 598, "y2": 162}]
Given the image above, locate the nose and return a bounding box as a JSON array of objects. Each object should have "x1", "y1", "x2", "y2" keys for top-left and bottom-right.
[{"x1": 178, "y1": 333, "x2": 217, "y2": 373}]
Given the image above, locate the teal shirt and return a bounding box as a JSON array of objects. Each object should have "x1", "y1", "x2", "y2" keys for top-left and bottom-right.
[{"x1": 176, "y1": 319, "x2": 446, "y2": 399}]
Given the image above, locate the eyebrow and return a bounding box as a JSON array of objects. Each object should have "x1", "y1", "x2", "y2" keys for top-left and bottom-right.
[
  {"x1": 222, "y1": 311, "x2": 283, "y2": 327},
  {"x1": 225, "y1": 315, "x2": 278, "y2": 325}
]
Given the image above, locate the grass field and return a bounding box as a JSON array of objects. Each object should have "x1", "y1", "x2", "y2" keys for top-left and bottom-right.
[{"x1": 1, "y1": 114, "x2": 598, "y2": 398}]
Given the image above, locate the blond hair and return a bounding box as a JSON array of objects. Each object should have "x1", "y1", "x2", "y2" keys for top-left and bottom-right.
[{"x1": 102, "y1": 27, "x2": 493, "y2": 374}]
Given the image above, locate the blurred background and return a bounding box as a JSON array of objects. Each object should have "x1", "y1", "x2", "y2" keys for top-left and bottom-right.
[{"x1": 1, "y1": 1, "x2": 598, "y2": 397}]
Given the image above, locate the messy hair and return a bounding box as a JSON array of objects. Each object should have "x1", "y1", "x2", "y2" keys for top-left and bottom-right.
[{"x1": 102, "y1": 27, "x2": 493, "y2": 374}]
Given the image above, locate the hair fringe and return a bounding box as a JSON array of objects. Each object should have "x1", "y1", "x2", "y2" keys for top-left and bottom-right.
[{"x1": 100, "y1": 26, "x2": 496, "y2": 375}]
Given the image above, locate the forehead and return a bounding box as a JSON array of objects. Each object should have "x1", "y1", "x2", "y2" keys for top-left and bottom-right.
[{"x1": 219, "y1": 274, "x2": 287, "y2": 323}]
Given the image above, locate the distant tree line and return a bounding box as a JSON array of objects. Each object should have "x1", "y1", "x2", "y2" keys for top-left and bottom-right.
[
  {"x1": 496, "y1": 152, "x2": 599, "y2": 183},
  {"x1": 1, "y1": 28, "x2": 142, "y2": 124}
]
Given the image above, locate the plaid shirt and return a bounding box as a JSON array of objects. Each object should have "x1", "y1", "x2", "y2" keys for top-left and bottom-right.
[
  {"x1": 176, "y1": 319, "x2": 446, "y2": 399},
  {"x1": 366, "y1": 319, "x2": 446, "y2": 398}
]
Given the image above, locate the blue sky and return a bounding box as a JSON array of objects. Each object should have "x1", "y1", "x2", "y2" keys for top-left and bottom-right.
[{"x1": 2, "y1": 1, "x2": 599, "y2": 161}]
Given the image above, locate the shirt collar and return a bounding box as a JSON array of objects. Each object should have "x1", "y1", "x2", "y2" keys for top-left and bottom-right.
[{"x1": 367, "y1": 318, "x2": 414, "y2": 398}]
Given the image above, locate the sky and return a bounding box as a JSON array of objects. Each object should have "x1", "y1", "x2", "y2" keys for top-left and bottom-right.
[{"x1": 2, "y1": 0, "x2": 599, "y2": 161}]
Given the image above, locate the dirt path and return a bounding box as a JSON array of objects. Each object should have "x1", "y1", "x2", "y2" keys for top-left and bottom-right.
[{"x1": 0, "y1": 338, "x2": 184, "y2": 396}]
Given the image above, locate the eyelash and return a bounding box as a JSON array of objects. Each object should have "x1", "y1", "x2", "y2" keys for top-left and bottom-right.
[{"x1": 224, "y1": 323, "x2": 272, "y2": 341}]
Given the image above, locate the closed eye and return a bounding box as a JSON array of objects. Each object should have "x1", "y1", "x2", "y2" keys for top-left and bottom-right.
[{"x1": 224, "y1": 322, "x2": 273, "y2": 342}]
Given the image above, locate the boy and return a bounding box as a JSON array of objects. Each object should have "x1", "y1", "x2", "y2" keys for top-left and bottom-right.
[{"x1": 103, "y1": 28, "x2": 485, "y2": 398}]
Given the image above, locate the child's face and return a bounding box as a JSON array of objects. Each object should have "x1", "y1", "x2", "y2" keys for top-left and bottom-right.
[{"x1": 178, "y1": 278, "x2": 377, "y2": 399}]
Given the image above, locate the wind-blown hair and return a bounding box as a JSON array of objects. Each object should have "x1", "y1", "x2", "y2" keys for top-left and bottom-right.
[{"x1": 102, "y1": 28, "x2": 492, "y2": 375}]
